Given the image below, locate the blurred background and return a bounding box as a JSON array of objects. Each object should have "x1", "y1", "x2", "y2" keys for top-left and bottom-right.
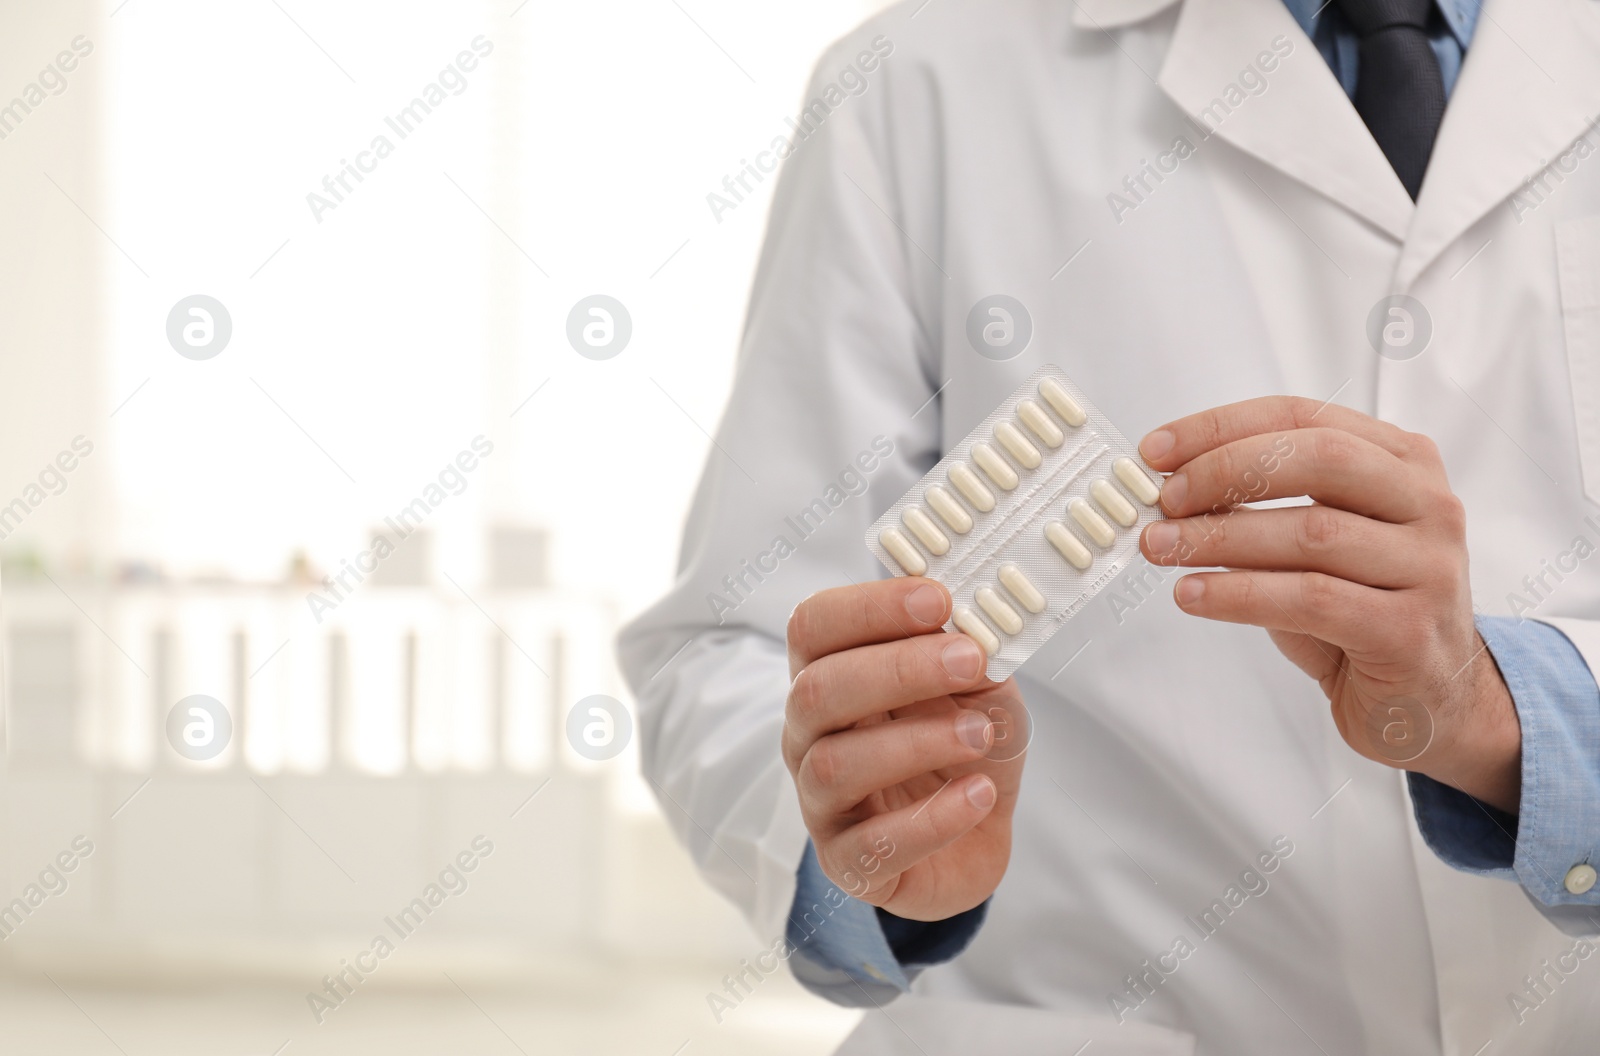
[{"x1": 0, "y1": 1, "x2": 894, "y2": 1051}]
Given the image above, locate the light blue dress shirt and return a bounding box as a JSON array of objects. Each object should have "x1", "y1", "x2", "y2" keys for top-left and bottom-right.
[
  {"x1": 786, "y1": 0, "x2": 1600, "y2": 999},
  {"x1": 1280, "y1": 0, "x2": 1481, "y2": 99},
  {"x1": 1411, "y1": 618, "x2": 1600, "y2": 935}
]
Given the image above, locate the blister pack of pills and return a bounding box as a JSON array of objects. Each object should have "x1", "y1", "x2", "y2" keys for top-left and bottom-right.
[{"x1": 866, "y1": 365, "x2": 1166, "y2": 681}]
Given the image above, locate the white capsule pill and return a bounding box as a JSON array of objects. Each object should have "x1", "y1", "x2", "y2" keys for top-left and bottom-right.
[
  {"x1": 924, "y1": 485, "x2": 973, "y2": 534},
  {"x1": 1016, "y1": 399, "x2": 1065, "y2": 447},
  {"x1": 948, "y1": 462, "x2": 996, "y2": 512},
  {"x1": 1039, "y1": 377, "x2": 1088, "y2": 427},
  {"x1": 998, "y1": 563, "x2": 1046, "y2": 613},
  {"x1": 951, "y1": 606, "x2": 1001, "y2": 657},
  {"x1": 1113, "y1": 456, "x2": 1162, "y2": 506},
  {"x1": 879, "y1": 527, "x2": 927, "y2": 576},
  {"x1": 971, "y1": 442, "x2": 1019, "y2": 490},
  {"x1": 994, "y1": 420, "x2": 1042, "y2": 469},
  {"x1": 1090, "y1": 478, "x2": 1138, "y2": 528},
  {"x1": 1045, "y1": 520, "x2": 1093, "y2": 570},
  {"x1": 975, "y1": 586, "x2": 1024, "y2": 635},
  {"x1": 902, "y1": 506, "x2": 950, "y2": 556},
  {"x1": 1069, "y1": 497, "x2": 1116, "y2": 548}
]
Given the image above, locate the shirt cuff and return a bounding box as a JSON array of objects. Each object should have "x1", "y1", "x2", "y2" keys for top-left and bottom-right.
[
  {"x1": 1409, "y1": 616, "x2": 1600, "y2": 908},
  {"x1": 785, "y1": 839, "x2": 987, "y2": 1002}
]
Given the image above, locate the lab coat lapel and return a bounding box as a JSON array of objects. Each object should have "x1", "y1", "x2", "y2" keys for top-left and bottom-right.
[
  {"x1": 1395, "y1": 0, "x2": 1600, "y2": 288},
  {"x1": 1150, "y1": 0, "x2": 1414, "y2": 241}
]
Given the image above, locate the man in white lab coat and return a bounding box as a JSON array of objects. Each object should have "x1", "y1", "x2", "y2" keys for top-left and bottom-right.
[{"x1": 618, "y1": 0, "x2": 1600, "y2": 1051}]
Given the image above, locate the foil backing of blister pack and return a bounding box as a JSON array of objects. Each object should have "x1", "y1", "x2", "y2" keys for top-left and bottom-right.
[{"x1": 865, "y1": 365, "x2": 1166, "y2": 681}]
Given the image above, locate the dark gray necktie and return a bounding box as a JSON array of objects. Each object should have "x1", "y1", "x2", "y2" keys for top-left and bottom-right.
[{"x1": 1334, "y1": 0, "x2": 1447, "y2": 199}]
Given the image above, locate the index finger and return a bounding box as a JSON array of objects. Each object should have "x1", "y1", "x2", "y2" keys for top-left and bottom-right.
[
  {"x1": 788, "y1": 577, "x2": 951, "y2": 675},
  {"x1": 1137, "y1": 395, "x2": 1414, "y2": 471}
]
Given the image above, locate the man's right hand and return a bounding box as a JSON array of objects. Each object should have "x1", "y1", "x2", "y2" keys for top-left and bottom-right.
[{"x1": 783, "y1": 577, "x2": 1028, "y2": 922}]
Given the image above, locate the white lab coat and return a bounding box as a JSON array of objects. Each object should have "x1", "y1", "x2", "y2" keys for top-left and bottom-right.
[{"x1": 617, "y1": 0, "x2": 1600, "y2": 1051}]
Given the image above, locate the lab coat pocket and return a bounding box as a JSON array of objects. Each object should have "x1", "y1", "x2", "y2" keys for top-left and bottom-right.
[
  {"x1": 833, "y1": 994, "x2": 1196, "y2": 1056},
  {"x1": 1557, "y1": 215, "x2": 1600, "y2": 505}
]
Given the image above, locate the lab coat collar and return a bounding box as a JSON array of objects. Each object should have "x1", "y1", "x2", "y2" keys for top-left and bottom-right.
[
  {"x1": 1069, "y1": 0, "x2": 1182, "y2": 29},
  {"x1": 1153, "y1": 0, "x2": 1414, "y2": 241},
  {"x1": 1073, "y1": 0, "x2": 1481, "y2": 46},
  {"x1": 1396, "y1": 0, "x2": 1600, "y2": 287}
]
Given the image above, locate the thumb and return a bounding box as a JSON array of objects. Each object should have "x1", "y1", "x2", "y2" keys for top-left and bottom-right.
[{"x1": 1266, "y1": 628, "x2": 1343, "y2": 685}]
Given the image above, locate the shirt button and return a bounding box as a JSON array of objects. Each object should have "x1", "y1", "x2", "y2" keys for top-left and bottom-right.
[{"x1": 1564, "y1": 863, "x2": 1597, "y2": 895}]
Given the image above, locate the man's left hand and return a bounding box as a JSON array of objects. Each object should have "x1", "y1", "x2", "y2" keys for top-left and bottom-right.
[{"x1": 1137, "y1": 395, "x2": 1522, "y2": 813}]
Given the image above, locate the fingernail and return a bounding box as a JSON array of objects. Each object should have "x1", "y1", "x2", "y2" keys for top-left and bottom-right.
[
  {"x1": 906, "y1": 583, "x2": 947, "y2": 626},
  {"x1": 956, "y1": 711, "x2": 993, "y2": 751},
  {"x1": 1145, "y1": 520, "x2": 1180, "y2": 556},
  {"x1": 941, "y1": 636, "x2": 982, "y2": 681},
  {"x1": 1160, "y1": 472, "x2": 1187, "y2": 514},
  {"x1": 1175, "y1": 576, "x2": 1205, "y2": 607},
  {"x1": 965, "y1": 775, "x2": 997, "y2": 811},
  {"x1": 1140, "y1": 429, "x2": 1175, "y2": 462}
]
